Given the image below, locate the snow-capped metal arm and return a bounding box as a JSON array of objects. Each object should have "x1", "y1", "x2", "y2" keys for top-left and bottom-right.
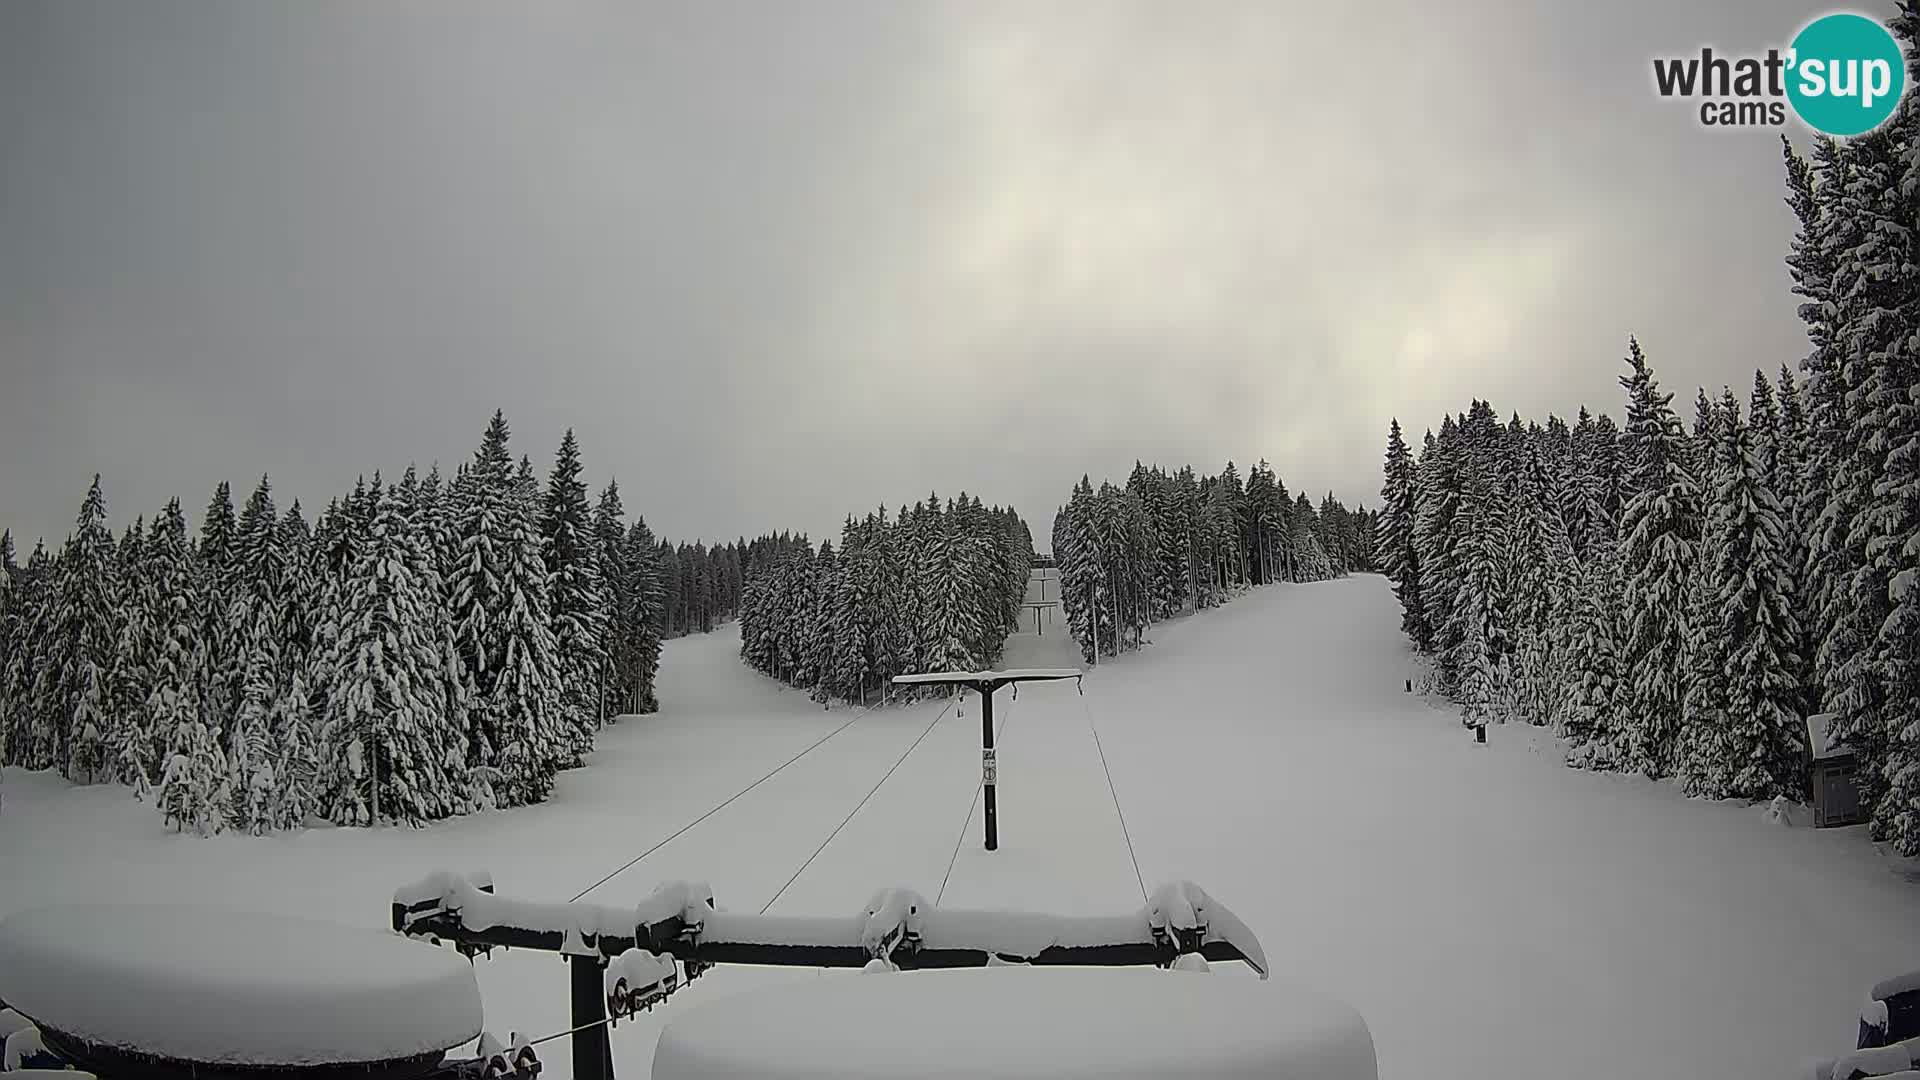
[
  {"x1": 891, "y1": 669, "x2": 1084, "y2": 691},
  {"x1": 394, "y1": 871, "x2": 1265, "y2": 1080},
  {"x1": 391, "y1": 871, "x2": 1265, "y2": 977}
]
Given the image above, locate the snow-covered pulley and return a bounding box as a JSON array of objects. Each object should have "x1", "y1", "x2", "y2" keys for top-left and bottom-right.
[
  {"x1": 603, "y1": 948, "x2": 680, "y2": 1023},
  {"x1": 476, "y1": 1031, "x2": 541, "y2": 1078}
]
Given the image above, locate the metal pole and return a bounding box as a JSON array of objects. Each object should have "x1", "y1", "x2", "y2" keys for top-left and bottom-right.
[
  {"x1": 570, "y1": 953, "x2": 613, "y2": 1079},
  {"x1": 981, "y1": 683, "x2": 997, "y2": 851}
]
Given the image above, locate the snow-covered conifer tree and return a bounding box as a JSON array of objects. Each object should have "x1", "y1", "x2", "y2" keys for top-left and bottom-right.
[
  {"x1": 4, "y1": 543, "x2": 56, "y2": 770},
  {"x1": 1701, "y1": 388, "x2": 1805, "y2": 800},
  {"x1": 494, "y1": 467, "x2": 566, "y2": 804},
  {"x1": 1378, "y1": 419, "x2": 1427, "y2": 649},
  {"x1": 157, "y1": 710, "x2": 227, "y2": 835},
  {"x1": 1677, "y1": 395, "x2": 1735, "y2": 796},
  {"x1": 1415, "y1": 421, "x2": 1466, "y2": 689},
  {"x1": 542, "y1": 430, "x2": 608, "y2": 756},
  {"x1": 322, "y1": 478, "x2": 460, "y2": 825},
  {"x1": 592, "y1": 481, "x2": 631, "y2": 717},
  {"x1": 49, "y1": 476, "x2": 116, "y2": 782},
  {"x1": 0, "y1": 531, "x2": 14, "y2": 771},
  {"x1": 1616, "y1": 339, "x2": 1702, "y2": 779},
  {"x1": 1502, "y1": 442, "x2": 1572, "y2": 726},
  {"x1": 625, "y1": 517, "x2": 664, "y2": 713},
  {"x1": 1562, "y1": 544, "x2": 1626, "y2": 767},
  {"x1": 224, "y1": 476, "x2": 288, "y2": 832},
  {"x1": 106, "y1": 520, "x2": 160, "y2": 794}
]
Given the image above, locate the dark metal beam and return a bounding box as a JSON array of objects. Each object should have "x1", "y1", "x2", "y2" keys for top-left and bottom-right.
[
  {"x1": 569, "y1": 953, "x2": 612, "y2": 1080},
  {"x1": 392, "y1": 874, "x2": 1269, "y2": 978},
  {"x1": 981, "y1": 686, "x2": 998, "y2": 850}
]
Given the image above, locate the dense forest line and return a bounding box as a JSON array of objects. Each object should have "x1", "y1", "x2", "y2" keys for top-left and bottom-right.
[
  {"x1": 736, "y1": 497, "x2": 1034, "y2": 704},
  {"x1": 1377, "y1": 52, "x2": 1920, "y2": 853},
  {"x1": 0, "y1": 413, "x2": 757, "y2": 834},
  {"x1": 1052, "y1": 460, "x2": 1377, "y2": 663}
]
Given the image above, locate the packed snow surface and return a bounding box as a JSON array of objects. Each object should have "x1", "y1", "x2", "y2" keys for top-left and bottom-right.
[
  {"x1": 649, "y1": 967, "x2": 1374, "y2": 1080},
  {"x1": 0, "y1": 904, "x2": 482, "y2": 1065},
  {"x1": 3, "y1": 577, "x2": 1918, "y2": 1079}
]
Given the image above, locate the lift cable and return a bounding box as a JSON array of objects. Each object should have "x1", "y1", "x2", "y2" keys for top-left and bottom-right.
[
  {"x1": 934, "y1": 689, "x2": 1019, "y2": 906},
  {"x1": 759, "y1": 695, "x2": 959, "y2": 915},
  {"x1": 571, "y1": 696, "x2": 891, "y2": 903},
  {"x1": 525, "y1": 1014, "x2": 613, "y2": 1049},
  {"x1": 1080, "y1": 685, "x2": 1148, "y2": 905}
]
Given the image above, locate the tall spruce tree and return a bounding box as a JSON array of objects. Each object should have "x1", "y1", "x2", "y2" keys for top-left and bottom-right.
[
  {"x1": 626, "y1": 517, "x2": 664, "y2": 713},
  {"x1": 1415, "y1": 420, "x2": 1467, "y2": 690},
  {"x1": 7, "y1": 543, "x2": 56, "y2": 770},
  {"x1": 321, "y1": 479, "x2": 461, "y2": 825},
  {"x1": 1616, "y1": 339, "x2": 1701, "y2": 778},
  {"x1": 225, "y1": 476, "x2": 289, "y2": 832},
  {"x1": 592, "y1": 481, "x2": 631, "y2": 718},
  {"x1": 1378, "y1": 419, "x2": 1427, "y2": 649},
  {"x1": 106, "y1": 519, "x2": 161, "y2": 794},
  {"x1": 1700, "y1": 388, "x2": 1805, "y2": 800},
  {"x1": 1562, "y1": 543, "x2": 1626, "y2": 764},
  {"x1": 0, "y1": 531, "x2": 14, "y2": 773},
  {"x1": 541, "y1": 430, "x2": 608, "y2": 757},
  {"x1": 51, "y1": 476, "x2": 116, "y2": 782},
  {"x1": 1874, "y1": 0, "x2": 1920, "y2": 853},
  {"x1": 196, "y1": 481, "x2": 242, "y2": 759}
]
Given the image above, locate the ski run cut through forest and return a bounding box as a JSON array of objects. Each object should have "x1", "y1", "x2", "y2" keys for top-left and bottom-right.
[
  {"x1": 6, "y1": 9, "x2": 1920, "y2": 1076},
  {"x1": 4, "y1": 576, "x2": 1917, "y2": 1080}
]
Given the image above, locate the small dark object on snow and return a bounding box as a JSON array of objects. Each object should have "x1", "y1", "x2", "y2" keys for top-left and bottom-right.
[
  {"x1": 1474, "y1": 724, "x2": 1486, "y2": 745},
  {"x1": 1404, "y1": 678, "x2": 1412, "y2": 693}
]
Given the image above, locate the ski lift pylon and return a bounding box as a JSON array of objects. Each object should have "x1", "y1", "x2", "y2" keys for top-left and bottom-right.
[{"x1": 890, "y1": 669, "x2": 1083, "y2": 850}]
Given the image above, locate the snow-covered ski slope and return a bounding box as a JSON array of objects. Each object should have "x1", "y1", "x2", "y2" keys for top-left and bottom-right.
[{"x1": 3, "y1": 574, "x2": 1918, "y2": 1079}]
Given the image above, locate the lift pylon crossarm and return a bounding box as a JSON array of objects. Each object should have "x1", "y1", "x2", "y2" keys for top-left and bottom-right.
[
  {"x1": 391, "y1": 871, "x2": 1268, "y2": 978},
  {"x1": 393, "y1": 872, "x2": 1267, "y2": 1080},
  {"x1": 890, "y1": 669, "x2": 1084, "y2": 690}
]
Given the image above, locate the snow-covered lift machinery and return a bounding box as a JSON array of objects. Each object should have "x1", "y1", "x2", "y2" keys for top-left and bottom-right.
[
  {"x1": 391, "y1": 870, "x2": 1268, "y2": 1080},
  {"x1": 0, "y1": 902, "x2": 540, "y2": 1080},
  {"x1": 890, "y1": 668, "x2": 1082, "y2": 851}
]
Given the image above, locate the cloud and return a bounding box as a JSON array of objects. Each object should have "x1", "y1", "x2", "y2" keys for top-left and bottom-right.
[{"x1": 0, "y1": 0, "x2": 1817, "y2": 549}]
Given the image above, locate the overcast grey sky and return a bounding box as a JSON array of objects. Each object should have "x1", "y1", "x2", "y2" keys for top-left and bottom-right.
[{"x1": 0, "y1": 1, "x2": 1829, "y2": 550}]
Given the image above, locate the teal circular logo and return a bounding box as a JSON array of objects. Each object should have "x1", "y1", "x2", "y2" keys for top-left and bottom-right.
[{"x1": 1787, "y1": 13, "x2": 1906, "y2": 136}]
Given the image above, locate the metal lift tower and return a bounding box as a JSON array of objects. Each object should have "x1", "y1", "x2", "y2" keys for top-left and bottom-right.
[{"x1": 890, "y1": 668, "x2": 1083, "y2": 851}]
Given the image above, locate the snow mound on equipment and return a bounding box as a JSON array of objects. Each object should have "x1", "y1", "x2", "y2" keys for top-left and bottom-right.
[
  {"x1": 651, "y1": 966, "x2": 1376, "y2": 1079},
  {"x1": 0, "y1": 903, "x2": 482, "y2": 1067}
]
